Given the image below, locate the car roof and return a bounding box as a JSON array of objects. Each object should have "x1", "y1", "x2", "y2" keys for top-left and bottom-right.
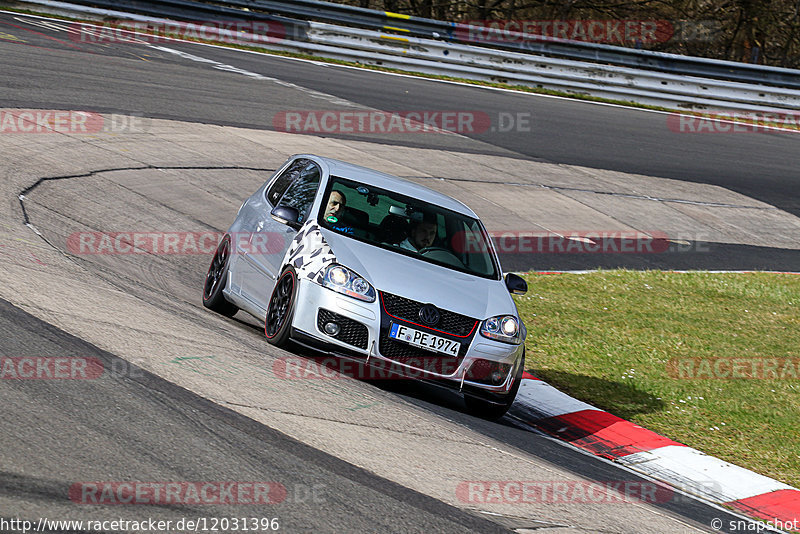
[{"x1": 295, "y1": 154, "x2": 478, "y2": 218}]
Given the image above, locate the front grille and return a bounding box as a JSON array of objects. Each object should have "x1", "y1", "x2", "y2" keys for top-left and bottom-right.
[
  {"x1": 317, "y1": 309, "x2": 368, "y2": 350},
  {"x1": 377, "y1": 334, "x2": 461, "y2": 375},
  {"x1": 380, "y1": 292, "x2": 478, "y2": 337}
]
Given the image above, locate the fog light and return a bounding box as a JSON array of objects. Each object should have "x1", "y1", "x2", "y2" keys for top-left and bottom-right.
[
  {"x1": 323, "y1": 322, "x2": 340, "y2": 336},
  {"x1": 490, "y1": 369, "x2": 506, "y2": 385}
]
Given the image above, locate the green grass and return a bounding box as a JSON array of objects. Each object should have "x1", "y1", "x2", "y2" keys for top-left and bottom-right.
[{"x1": 514, "y1": 270, "x2": 800, "y2": 488}]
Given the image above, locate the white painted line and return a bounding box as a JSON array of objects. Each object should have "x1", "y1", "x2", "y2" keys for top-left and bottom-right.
[
  {"x1": 619, "y1": 445, "x2": 796, "y2": 503},
  {"x1": 510, "y1": 378, "x2": 602, "y2": 419}
]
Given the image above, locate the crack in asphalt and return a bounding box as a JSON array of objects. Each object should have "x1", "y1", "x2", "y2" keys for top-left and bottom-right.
[
  {"x1": 13, "y1": 165, "x2": 279, "y2": 347},
  {"x1": 17, "y1": 164, "x2": 276, "y2": 226}
]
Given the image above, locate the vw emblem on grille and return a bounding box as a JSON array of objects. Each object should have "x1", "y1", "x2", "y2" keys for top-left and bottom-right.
[{"x1": 418, "y1": 304, "x2": 440, "y2": 326}]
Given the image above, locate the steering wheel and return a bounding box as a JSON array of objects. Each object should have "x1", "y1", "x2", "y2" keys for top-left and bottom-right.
[{"x1": 419, "y1": 247, "x2": 464, "y2": 267}]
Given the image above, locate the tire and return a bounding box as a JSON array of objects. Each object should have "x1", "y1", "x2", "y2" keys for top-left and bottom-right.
[
  {"x1": 464, "y1": 349, "x2": 525, "y2": 420},
  {"x1": 203, "y1": 235, "x2": 239, "y2": 317},
  {"x1": 265, "y1": 266, "x2": 297, "y2": 348}
]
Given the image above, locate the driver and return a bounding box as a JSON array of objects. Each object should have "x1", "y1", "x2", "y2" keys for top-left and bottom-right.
[
  {"x1": 323, "y1": 190, "x2": 354, "y2": 235},
  {"x1": 324, "y1": 190, "x2": 346, "y2": 220},
  {"x1": 399, "y1": 215, "x2": 437, "y2": 251}
]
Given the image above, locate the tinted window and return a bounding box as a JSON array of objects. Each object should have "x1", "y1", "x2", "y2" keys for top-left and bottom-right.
[
  {"x1": 266, "y1": 159, "x2": 315, "y2": 206},
  {"x1": 277, "y1": 162, "x2": 321, "y2": 224}
]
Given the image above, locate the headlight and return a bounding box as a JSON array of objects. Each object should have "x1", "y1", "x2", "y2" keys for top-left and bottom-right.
[
  {"x1": 480, "y1": 315, "x2": 522, "y2": 344},
  {"x1": 323, "y1": 264, "x2": 376, "y2": 302}
]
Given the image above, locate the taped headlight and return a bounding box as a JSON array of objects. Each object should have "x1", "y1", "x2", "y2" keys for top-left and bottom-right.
[{"x1": 323, "y1": 264, "x2": 375, "y2": 302}]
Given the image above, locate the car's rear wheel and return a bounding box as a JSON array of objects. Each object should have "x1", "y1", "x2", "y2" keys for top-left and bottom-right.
[
  {"x1": 203, "y1": 235, "x2": 238, "y2": 317},
  {"x1": 464, "y1": 349, "x2": 525, "y2": 420},
  {"x1": 265, "y1": 266, "x2": 297, "y2": 348}
]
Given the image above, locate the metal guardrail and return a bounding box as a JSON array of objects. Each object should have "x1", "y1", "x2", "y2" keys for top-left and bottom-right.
[
  {"x1": 9, "y1": 0, "x2": 800, "y2": 112},
  {"x1": 207, "y1": 0, "x2": 800, "y2": 91},
  {"x1": 12, "y1": 0, "x2": 800, "y2": 91}
]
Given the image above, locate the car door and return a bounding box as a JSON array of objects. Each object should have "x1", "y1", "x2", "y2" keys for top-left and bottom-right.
[{"x1": 239, "y1": 158, "x2": 322, "y2": 310}]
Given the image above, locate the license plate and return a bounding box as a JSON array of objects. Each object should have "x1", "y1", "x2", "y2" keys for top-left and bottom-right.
[{"x1": 388, "y1": 323, "x2": 460, "y2": 357}]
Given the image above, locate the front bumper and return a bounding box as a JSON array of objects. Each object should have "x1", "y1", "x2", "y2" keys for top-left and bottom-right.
[{"x1": 290, "y1": 278, "x2": 525, "y2": 395}]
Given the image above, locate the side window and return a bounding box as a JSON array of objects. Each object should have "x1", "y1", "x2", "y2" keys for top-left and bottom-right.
[
  {"x1": 266, "y1": 159, "x2": 309, "y2": 206},
  {"x1": 276, "y1": 161, "x2": 321, "y2": 224}
]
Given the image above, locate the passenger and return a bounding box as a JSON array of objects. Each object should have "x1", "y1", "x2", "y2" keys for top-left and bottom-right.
[{"x1": 399, "y1": 215, "x2": 437, "y2": 251}]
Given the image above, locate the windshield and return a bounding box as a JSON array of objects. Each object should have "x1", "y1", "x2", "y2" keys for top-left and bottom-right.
[{"x1": 318, "y1": 176, "x2": 499, "y2": 279}]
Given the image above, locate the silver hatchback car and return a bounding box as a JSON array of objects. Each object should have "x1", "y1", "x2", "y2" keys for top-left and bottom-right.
[{"x1": 203, "y1": 154, "x2": 528, "y2": 418}]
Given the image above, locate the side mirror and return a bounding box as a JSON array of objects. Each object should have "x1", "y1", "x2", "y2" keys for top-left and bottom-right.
[
  {"x1": 271, "y1": 206, "x2": 301, "y2": 229},
  {"x1": 504, "y1": 273, "x2": 527, "y2": 295}
]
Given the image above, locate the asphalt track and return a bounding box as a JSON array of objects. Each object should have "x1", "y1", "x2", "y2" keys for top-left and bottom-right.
[
  {"x1": 0, "y1": 9, "x2": 793, "y2": 533},
  {"x1": 0, "y1": 298, "x2": 508, "y2": 534}
]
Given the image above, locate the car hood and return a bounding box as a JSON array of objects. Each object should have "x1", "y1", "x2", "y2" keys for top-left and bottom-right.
[{"x1": 322, "y1": 229, "x2": 515, "y2": 320}]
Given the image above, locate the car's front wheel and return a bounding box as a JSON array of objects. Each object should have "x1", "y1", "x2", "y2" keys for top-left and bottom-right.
[
  {"x1": 203, "y1": 235, "x2": 238, "y2": 317},
  {"x1": 464, "y1": 349, "x2": 525, "y2": 420},
  {"x1": 265, "y1": 266, "x2": 297, "y2": 348}
]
